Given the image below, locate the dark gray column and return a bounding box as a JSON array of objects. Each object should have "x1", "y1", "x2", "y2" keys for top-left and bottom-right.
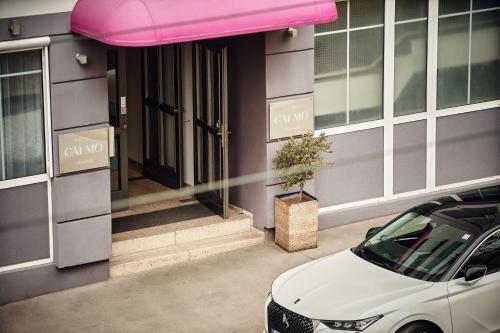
[
  {"x1": 262, "y1": 26, "x2": 317, "y2": 230},
  {"x1": 49, "y1": 34, "x2": 111, "y2": 269},
  {"x1": 227, "y1": 33, "x2": 268, "y2": 230}
]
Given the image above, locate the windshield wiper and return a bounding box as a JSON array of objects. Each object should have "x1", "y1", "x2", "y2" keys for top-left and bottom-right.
[
  {"x1": 370, "y1": 258, "x2": 397, "y2": 273},
  {"x1": 355, "y1": 247, "x2": 397, "y2": 273},
  {"x1": 353, "y1": 246, "x2": 367, "y2": 259}
]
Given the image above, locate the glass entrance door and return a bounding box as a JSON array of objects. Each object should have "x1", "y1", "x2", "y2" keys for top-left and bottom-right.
[
  {"x1": 193, "y1": 43, "x2": 229, "y2": 219},
  {"x1": 143, "y1": 45, "x2": 183, "y2": 189}
]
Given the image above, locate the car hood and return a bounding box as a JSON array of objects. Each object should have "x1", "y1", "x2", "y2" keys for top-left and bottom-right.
[{"x1": 271, "y1": 249, "x2": 433, "y2": 320}]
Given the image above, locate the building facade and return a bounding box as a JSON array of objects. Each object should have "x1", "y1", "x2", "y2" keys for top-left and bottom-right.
[{"x1": 0, "y1": 0, "x2": 499, "y2": 304}]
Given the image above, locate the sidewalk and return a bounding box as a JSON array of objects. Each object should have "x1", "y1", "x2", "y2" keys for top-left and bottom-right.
[{"x1": 0, "y1": 214, "x2": 397, "y2": 333}]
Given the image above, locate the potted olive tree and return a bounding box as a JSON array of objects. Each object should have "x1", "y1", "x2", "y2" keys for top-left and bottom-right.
[{"x1": 273, "y1": 131, "x2": 332, "y2": 252}]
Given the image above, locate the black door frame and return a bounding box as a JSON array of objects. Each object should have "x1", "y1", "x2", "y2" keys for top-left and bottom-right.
[
  {"x1": 192, "y1": 42, "x2": 230, "y2": 219},
  {"x1": 109, "y1": 47, "x2": 129, "y2": 206},
  {"x1": 141, "y1": 44, "x2": 183, "y2": 189}
]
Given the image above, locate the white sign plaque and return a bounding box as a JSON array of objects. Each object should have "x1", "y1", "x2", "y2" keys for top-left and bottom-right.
[
  {"x1": 269, "y1": 96, "x2": 314, "y2": 140},
  {"x1": 58, "y1": 128, "x2": 109, "y2": 174}
]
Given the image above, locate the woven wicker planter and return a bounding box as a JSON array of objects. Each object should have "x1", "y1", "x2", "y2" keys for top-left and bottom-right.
[{"x1": 274, "y1": 192, "x2": 318, "y2": 252}]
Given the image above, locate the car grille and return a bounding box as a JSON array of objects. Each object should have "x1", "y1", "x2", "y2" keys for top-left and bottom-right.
[{"x1": 267, "y1": 300, "x2": 314, "y2": 333}]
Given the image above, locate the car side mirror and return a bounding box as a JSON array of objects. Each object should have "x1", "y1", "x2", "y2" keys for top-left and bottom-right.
[
  {"x1": 464, "y1": 265, "x2": 487, "y2": 282},
  {"x1": 366, "y1": 227, "x2": 383, "y2": 239}
]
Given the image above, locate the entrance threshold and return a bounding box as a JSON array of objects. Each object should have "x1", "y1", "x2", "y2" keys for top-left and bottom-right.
[
  {"x1": 110, "y1": 205, "x2": 263, "y2": 277},
  {"x1": 110, "y1": 164, "x2": 264, "y2": 277},
  {"x1": 112, "y1": 177, "x2": 212, "y2": 234}
]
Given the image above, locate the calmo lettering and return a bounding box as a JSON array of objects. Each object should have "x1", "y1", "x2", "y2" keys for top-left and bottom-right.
[
  {"x1": 64, "y1": 143, "x2": 104, "y2": 157},
  {"x1": 274, "y1": 111, "x2": 310, "y2": 125}
]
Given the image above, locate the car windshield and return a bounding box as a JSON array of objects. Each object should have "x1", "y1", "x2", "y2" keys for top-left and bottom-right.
[{"x1": 354, "y1": 210, "x2": 481, "y2": 282}]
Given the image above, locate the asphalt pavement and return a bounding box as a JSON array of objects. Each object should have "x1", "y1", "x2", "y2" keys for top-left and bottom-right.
[{"x1": 0, "y1": 214, "x2": 397, "y2": 333}]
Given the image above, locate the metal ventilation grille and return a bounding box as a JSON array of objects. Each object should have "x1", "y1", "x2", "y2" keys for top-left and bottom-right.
[{"x1": 267, "y1": 300, "x2": 314, "y2": 333}]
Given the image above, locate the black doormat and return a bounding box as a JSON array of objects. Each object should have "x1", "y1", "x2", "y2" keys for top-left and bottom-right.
[{"x1": 112, "y1": 203, "x2": 216, "y2": 234}]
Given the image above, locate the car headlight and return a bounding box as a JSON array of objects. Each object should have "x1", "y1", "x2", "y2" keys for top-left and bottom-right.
[{"x1": 320, "y1": 315, "x2": 383, "y2": 331}]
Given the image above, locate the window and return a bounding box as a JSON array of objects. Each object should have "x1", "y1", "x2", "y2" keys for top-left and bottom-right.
[
  {"x1": 314, "y1": 0, "x2": 385, "y2": 129},
  {"x1": 462, "y1": 230, "x2": 500, "y2": 276},
  {"x1": 0, "y1": 49, "x2": 46, "y2": 181},
  {"x1": 394, "y1": 0, "x2": 428, "y2": 116},
  {"x1": 313, "y1": 1, "x2": 500, "y2": 209},
  {"x1": 356, "y1": 211, "x2": 476, "y2": 282},
  {"x1": 437, "y1": 0, "x2": 500, "y2": 109}
]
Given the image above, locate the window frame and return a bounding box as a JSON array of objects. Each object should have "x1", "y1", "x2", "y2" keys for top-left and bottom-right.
[
  {"x1": 0, "y1": 37, "x2": 53, "y2": 189},
  {"x1": 0, "y1": 37, "x2": 54, "y2": 273},
  {"x1": 315, "y1": 0, "x2": 500, "y2": 216},
  {"x1": 314, "y1": 0, "x2": 386, "y2": 128},
  {"x1": 313, "y1": 0, "x2": 500, "y2": 136},
  {"x1": 436, "y1": 1, "x2": 500, "y2": 109},
  {"x1": 394, "y1": 4, "x2": 429, "y2": 117},
  {"x1": 451, "y1": 227, "x2": 500, "y2": 280}
]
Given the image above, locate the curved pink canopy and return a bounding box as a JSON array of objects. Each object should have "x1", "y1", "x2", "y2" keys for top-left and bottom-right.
[{"x1": 71, "y1": 0, "x2": 337, "y2": 46}]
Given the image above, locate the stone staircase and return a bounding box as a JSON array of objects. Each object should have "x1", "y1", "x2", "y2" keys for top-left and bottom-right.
[{"x1": 110, "y1": 207, "x2": 263, "y2": 277}]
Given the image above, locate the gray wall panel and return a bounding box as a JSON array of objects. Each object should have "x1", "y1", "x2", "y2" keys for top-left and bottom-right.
[
  {"x1": 55, "y1": 215, "x2": 112, "y2": 268},
  {"x1": 228, "y1": 33, "x2": 268, "y2": 230},
  {"x1": 262, "y1": 30, "x2": 316, "y2": 229},
  {"x1": 0, "y1": 183, "x2": 49, "y2": 267},
  {"x1": 0, "y1": 12, "x2": 71, "y2": 42},
  {"x1": 393, "y1": 120, "x2": 427, "y2": 194},
  {"x1": 0, "y1": 261, "x2": 109, "y2": 305},
  {"x1": 50, "y1": 35, "x2": 106, "y2": 83},
  {"x1": 436, "y1": 109, "x2": 500, "y2": 186},
  {"x1": 266, "y1": 141, "x2": 281, "y2": 186},
  {"x1": 52, "y1": 169, "x2": 111, "y2": 223},
  {"x1": 51, "y1": 77, "x2": 108, "y2": 130},
  {"x1": 265, "y1": 26, "x2": 314, "y2": 55},
  {"x1": 265, "y1": 49, "x2": 314, "y2": 99},
  {"x1": 316, "y1": 128, "x2": 384, "y2": 207}
]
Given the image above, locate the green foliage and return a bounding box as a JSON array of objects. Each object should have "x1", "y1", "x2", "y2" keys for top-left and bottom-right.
[{"x1": 273, "y1": 131, "x2": 332, "y2": 200}]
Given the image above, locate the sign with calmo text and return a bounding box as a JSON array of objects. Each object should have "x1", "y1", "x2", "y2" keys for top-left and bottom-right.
[
  {"x1": 58, "y1": 128, "x2": 109, "y2": 174},
  {"x1": 269, "y1": 96, "x2": 314, "y2": 140}
]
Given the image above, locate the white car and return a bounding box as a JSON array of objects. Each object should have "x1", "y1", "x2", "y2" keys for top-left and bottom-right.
[{"x1": 265, "y1": 185, "x2": 500, "y2": 333}]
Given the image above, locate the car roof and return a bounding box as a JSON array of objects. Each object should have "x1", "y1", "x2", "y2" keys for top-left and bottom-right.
[{"x1": 412, "y1": 184, "x2": 500, "y2": 234}]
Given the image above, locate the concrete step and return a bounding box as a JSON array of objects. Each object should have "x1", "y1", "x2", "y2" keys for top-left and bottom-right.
[
  {"x1": 112, "y1": 211, "x2": 252, "y2": 257},
  {"x1": 109, "y1": 228, "x2": 264, "y2": 277}
]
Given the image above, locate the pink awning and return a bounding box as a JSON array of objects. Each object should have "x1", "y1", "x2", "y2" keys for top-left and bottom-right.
[{"x1": 70, "y1": 0, "x2": 337, "y2": 47}]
